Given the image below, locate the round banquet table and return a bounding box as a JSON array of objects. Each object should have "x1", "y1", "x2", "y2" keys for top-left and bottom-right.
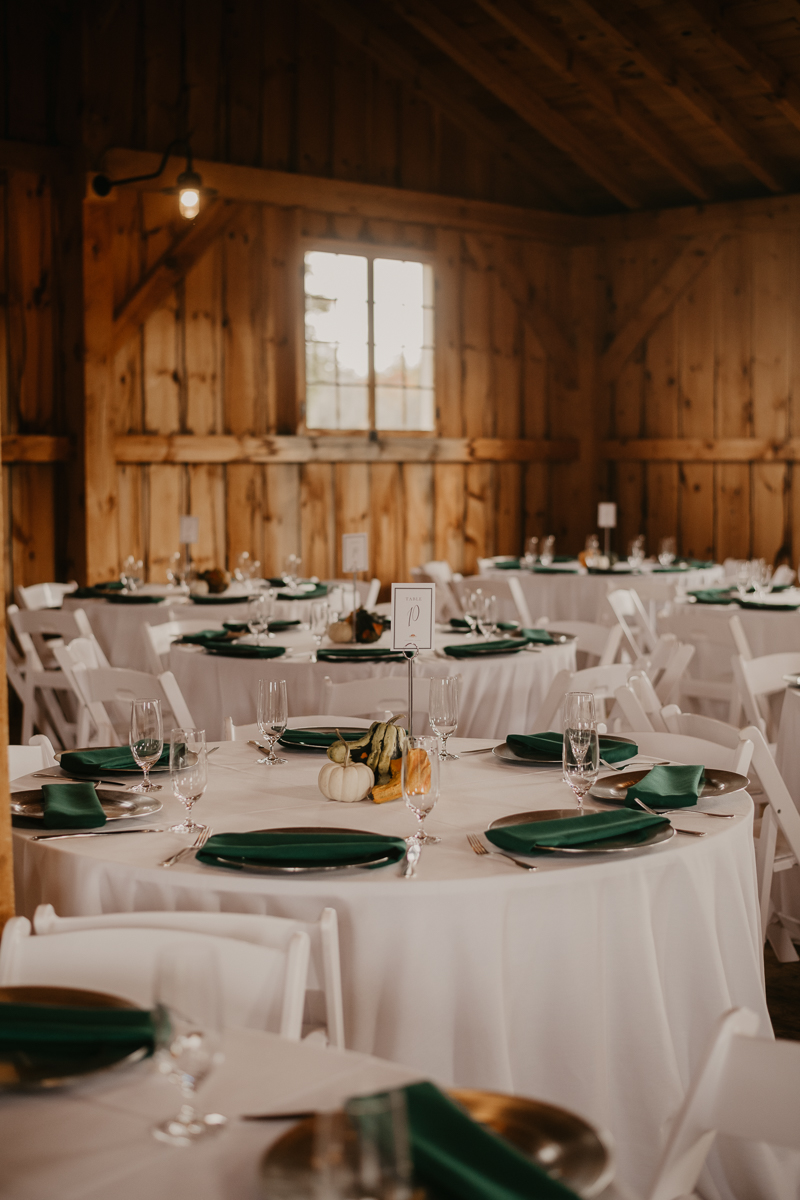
[
  {"x1": 11, "y1": 740, "x2": 789, "y2": 1200},
  {"x1": 168, "y1": 629, "x2": 577, "y2": 741},
  {"x1": 479, "y1": 564, "x2": 725, "y2": 624}
]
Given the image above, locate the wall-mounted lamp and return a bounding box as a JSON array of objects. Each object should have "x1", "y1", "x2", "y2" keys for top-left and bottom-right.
[{"x1": 91, "y1": 139, "x2": 216, "y2": 219}]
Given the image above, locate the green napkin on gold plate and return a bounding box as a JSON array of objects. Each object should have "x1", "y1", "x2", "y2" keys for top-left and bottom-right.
[
  {"x1": 449, "y1": 618, "x2": 519, "y2": 632},
  {"x1": 689, "y1": 588, "x2": 734, "y2": 605},
  {"x1": 506, "y1": 732, "x2": 636, "y2": 764},
  {"x1": 276, "y1": 583, "x2": 328, "y2": 601},
  {"x1": 59, "y1": 745, "x2": 170, "y2": 776},
  {"x1": 518, "y1": 628, "x2": 555, "y2": 645},
  {"x1": 490, "y1": 559, "x2": 521, "y2": 570},
  {"x1": 105, "y1": 593, "x2": 164, "y2": 605},
  {"x1": 0, "y1": 1001, "x2": 156, "y2": 1064},
  {"x1": 279, "y1": 728, "x2": 371, "y2": 748},
  {"x1": 41, "y1": 782, "x2": 107, "y2": 829},
  {"x1": 174, "y1": 629, "x2": 229, "y2": 645},
  {"x1": 197, "y1": 830, "x2": 407, "y2": 870},
  {"x1": 443, "y1": 639, "x2": 526, "y2": 659},
  {"x1": 204, "y1": 643, "x2": 286, "y2": 659},
  {"x1": 486, "y1": 810, "x2": 668, "y2": 854},
  {"x1": 317, "y1": 647, "x2": 406, "y2": 663},
  {"x1": 624, "y1": 764, "x2": 705, "y2": 810}
]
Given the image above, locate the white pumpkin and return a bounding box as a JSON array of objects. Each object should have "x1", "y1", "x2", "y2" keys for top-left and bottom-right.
[{"x1": 318, "y1": 745, "x2": 373, "y2": 802}]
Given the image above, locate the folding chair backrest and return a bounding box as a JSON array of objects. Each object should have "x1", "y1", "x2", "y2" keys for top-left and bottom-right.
[
  {"x1": 143, "y1": 619, "x2": 220, "y2": 673},
  {"x1": 660, "y1": 707, "x2": 753, "y2": 774},
  {"x1": 364, "y1": 578, "x2": 380, "y2": 609},
  {"x1": 745, "y1": 724, "x2": 800, "y2": 948},
  {"x1": 606, "y1": 589, "x2": 656, "y2": 657},
  {"x1": 0, "y1": 917, "x2": 309, "y2": 1040},
  {"x1": 451, "y1": 577, "x2": 531, "y2": 627},
  {"x1": 631, "y1": 730, "x2": 753, "y2": 773},
  {"x1": 613, "y1": 683, "x2": 656, "y2": 733},
  {"x1": 71, "y1": 664, "x2": 195, "y2": 734},
  {"x1": 533, "y1": 664, "x2": 631, "y2": 732},
  {"x1": 652, "y1": 641, "x2": 695, "y2": 705},
  {"x1": 732, "y1": 653, "x2": 800, "y2": 741},
  {"x1": 7, "y1": 744, "x2": 48, "y2": 781},
  {"x1": 421, "y1": 560, "x2": 454, "y2": 584},
  {"x1": 728, "y1": 613, "x2": 753, "y2": 661},
  {"x1": 8, "y1": 606, "x2": 108, "y2": 669},
  {"x1": 15, "y1": 582, "x2": 77, "y2": 611},
  {"x1": 546, "y1": 621, "x2": 623, "y2": 666},
  {"x1": 319, "y1": 675, "x2": 432, "y2": 724}
]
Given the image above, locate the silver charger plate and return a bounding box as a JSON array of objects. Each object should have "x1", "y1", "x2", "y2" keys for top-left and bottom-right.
[
  {"x1": 590, "y1": 767, "x2": 749, "y2": 804},
  {"x1": 201, "y1": 826, "x2": 399, "y2": 874},
  {"x1": 55, "y1": 746, "x2": 170, "y2": 775},
  {"x1": 278, "y1": 726, "x2": 371, "y2": 752},
  {"x1": 11, "y1": 789, "x2": 162, "y2": 821},
  {"x1": 487, "y1": 808, "x2": 675, "y2": 854},
  {"x1": 493, "y1": 736, "x2": 635, "y2": 767}
]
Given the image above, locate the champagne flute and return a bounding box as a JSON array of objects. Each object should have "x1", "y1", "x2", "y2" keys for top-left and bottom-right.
[
  {"x1": 476, "y1": 594, "x2": 498, "y2": 639},
  {"x1": 152, "y1": 944, "x2": 226, "y2": 1146},
  {"x1": 658, "y1": 536, "x2": 676, "y2": 567},
  {"x1": 562, "y1": 691, "x2": 600, "y2": 811},
  {"x1": 284, "y1": 554, "x2": 302, "y2": 588},
  {"x1": 169, "y1": 729, "x2": 208, "y2": 833},
  {"x1": 539, "y1": 535, "x2": 555, "y2": 567},
  {"x1": 463, "y1": 589, "x2": 482, "y2": 638},
  {"x1": 256, "y1": 678, "x2": 288, "y2": 764},
  {"x1": 428, "y1": 676, "x2": 459, "y2": 760},
  {"x1": 246, "y1": 595, "x2": 267, "y2": 646},
  {"x1": 128, "y1": 698, "x2": 163, "y2": 793},
  {"x1": 523, "y1": 536, "x2": 539, "y2": 570},
  {"x1": 402, "y1": 735, "x2": 440, "y2": 844},
  {"x1": 309, "y1": 600, "x2": 328, "y2": 662}
]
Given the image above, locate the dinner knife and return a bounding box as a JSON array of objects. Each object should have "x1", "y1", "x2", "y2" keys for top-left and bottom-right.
[{"x1": 31, "y1": 827, "x2": 168, "y2": 841}]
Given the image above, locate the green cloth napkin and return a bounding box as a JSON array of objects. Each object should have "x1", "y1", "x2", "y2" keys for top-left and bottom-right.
[
  {"x1": 689, "y1": 589, "x2": 735, "y2": 604},
  {"x1": 0, "y1": 1001, "x2": 156, "y2": 1064},
  {"x1": 734, "y1": 597, "x2": 800, "y2": 611},
  {"x1": 506, "y1": 731, "x2": 637, "y2": 764},
  {"x1": 486, "y1": 809, "x2": 668, "y2": 854},
  {"x1": 190, "y1": 594, "x2": 249, "y2": 605},
  {"x1": 276, "y1": 582, "x2": 328, "y2": 601},
  {"x1": 683, "y1": 558, "x2": 716, "y2": 569},
  {"x1": 443, "y1": 639, "x2": 526, "y2": 659},
  {"x1": 449, "y1": 618, "x2": 519, "y2": 632},
  {"x1": 518, "y1": 628, "x2": 555, "y2": 645},
  {"x1": 174, "y1": 629, "x2": 228, "y2": 645},
  {"x1": 220, "y1": 619, "x2": 300, "y2": 633},
  {"x1": 587, "y1": 567, "x2": 633, "y2": 575},
  {"x1": 399, "y1": 1081, "x2": 579, "y2": 1200},
  {"x1": 279, "y1": 728, "x2": 373, "y2": 747},
  {"x1": 59, "y1": 745, "x2": 170, "y2": 775},
  {"x1": 533, "y1": 565, "x2": 580, "y2": 574},
  {"x1": 317, "y1": 647, "x2": 406, "y2": 663},
  {"x1": 41, "y1": 782, "x2": 107, "y2": 829},
  {"x1": 197, "y1": 830, "x2": 407, "y2": 869},
  {"x1": 105, "y1": 593, "x2": 164, "y2": 605},
  {"x1": 73, "y1": 581, "x2": 126, "y2": 598},
  {"x1": 205, "y1": 643, "x2": 286, "y2": 659},
  {"x1": 490, "y1": 559, "x2": 521, "y2": 570},
  {"x1": 624, "y1": 764, "x2": 705, "y2": 810}
]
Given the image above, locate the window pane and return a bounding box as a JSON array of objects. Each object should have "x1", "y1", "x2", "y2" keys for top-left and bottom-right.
[
  {"x1": 373, "y1": 259, "x2": 435, "y2": 431},
  {"x1": 304, "y1": 251, "x2": 369, "y2": 429},
  {"x1": 375, "y1": 386, "x2": 406, "y2": 431}
]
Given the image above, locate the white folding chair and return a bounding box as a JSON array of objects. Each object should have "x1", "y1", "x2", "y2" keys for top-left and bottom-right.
[
  {"x1": 32, "y1": 904, "x2": 345, "y2": 1048},
  {"x1": 533, "y1": 663, "x2": 632, "y2": 731},
  {"x1": 773, "y1": 564, "x2": 796, "y2": 586},
  {"x1": 364, "y1": 578, "x2": 380, "y2": 609},
  {"x1": 70, "y1": 663, "x2": 196, "y2": 744},
  {"x1": 143, "y1": 619, "x2": 225, "y2": 674},
  {"x1": 411, "y1": 568, "x2": 462, "y2": 622},
  {"x1": 0, "y1": 917, "x2": 309, "y2": 1040},
  {"x1": 15, "y1": 581, "x2": 77, "y2": 611},
  {"x1": 225, "y1": 715, "x2": 373, "y2": 741},
  {"x1": 421, "y1": 560, "x2": 462, "y2": 584},
  {"x1": 7, "y1": 735, "x2": 57, "y2": 781},
  {"x1": 661, "y1": 706, "x2": 754, "y2": 775},
  {"x1": 669, "y1": 610, "x2": 748, "y2": 723},
  {"x1": 451, "y1": 577, "x2": 532, "y2": 627},
  {"x1": 746, "y1": 724, "x2": 800, "y2": 962},
  {"x1": 623, "y1": 729, "x2": 753, "y2": 775},
  {"x1": 319, "y1": 676, "x2": 432, "y2": 725},
  {"x1": 645, "y1": 1007, "x2": 800, "y2": 1200},
  {"x1": 545, "y1": 621, "x2": 623, "y2": 667},
  {"x1": 613, "y1": 675, "x2": 669, "y2": 734},
  {"x1": 606, "y1": 588, "x2": 658, "y2": 658},
  {"x1": 732, "y1": 652, "x2": 800, "y2": 744}
]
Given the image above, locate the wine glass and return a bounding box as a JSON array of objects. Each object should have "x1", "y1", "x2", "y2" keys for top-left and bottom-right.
[
  {"x1": 627, "y1": 535, "x2": 645, "y2": 571},
  {"x1": 463, "y1": 588, "x2": 482, "y2": 638},
  {"x1": 402, "y1": 735, "x2": 440, "y2": 844},
  {"x1": 539, "y1": 535, "x2": 555, "y2": 567},
  {"x1": 152, "y1": 944, "x2": 226, "y2": 1146},
  {"x1": 562, "y1": 692, "x2": 600, "y2": 811},
  {"x1": 247, "y1": 595, "x2": 268, "y2": 646},
  {"x1": 256, "y1": 678, "x2": 288, "y2": 764},
  {"x1": 476, "y1": 594, "x2": 498, "y2": 639},
  {"x1": 523, "y1": 536, "x2": 539, "y2": 570},
  {"x1": 169, "y1": 729, "x2": 208, "y2": 833},
  {"x1": 429, "y1": 676, "x2": 459, "y2": 760},
  {"x1": 658, "y1": 536, "x2": 676, "y2": 567},
  {"x1": 128, "y1": 698, "x2": 163, "y2": 793},
  {"x1": 166, "y1": 551, "x2": 187, "y2": 591},
  {"x1": 284, "y1": 554, "x2": 302, "y2": 588},
  {"x1": 310, "y1": 601, "x2": 328, "y2": 662}
]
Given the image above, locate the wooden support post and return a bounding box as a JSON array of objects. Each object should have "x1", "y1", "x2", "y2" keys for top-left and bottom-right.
[
  {"x1": 83, "y1": 201, "x2": 119, "y2": 584},
  {"x1": 0, "y1": 449, "x2": 14, "y2": 929}
]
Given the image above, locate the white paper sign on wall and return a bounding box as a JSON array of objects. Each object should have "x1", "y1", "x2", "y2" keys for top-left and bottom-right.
[
  {"x1": 342, "y1": 532, "x2": 369, "y2": 573},
  {"x1": 391, "y1": 583, "x2": 435, "y2": 652},
  {"x1": 179, "y1": 515, "x2": 200, "y2": 545},
  {"x1": 597, "y1": 503, "x2": 617, "y2": 529}
]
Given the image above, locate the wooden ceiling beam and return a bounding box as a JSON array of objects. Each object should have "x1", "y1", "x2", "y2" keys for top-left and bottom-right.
[
  {"x1": 304, "y1": 0, "x2": 577, "y2": 212},
  {"x1": 474, "y1": 0, "x2": 713, "y2": 202},
  {"x1": 570, "y1": 0, "x2": 791, "y2": 194},
  {"x1": 684, "y1": 0, "x2": 800, "y2": 137},
  {"x1": 387, "y1": 0, "x2": 647, "y2": 209}
]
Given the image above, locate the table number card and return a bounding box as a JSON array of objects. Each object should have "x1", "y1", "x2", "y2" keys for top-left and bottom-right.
[
  {"x1": 597, "y1": 503, "x2": 617, "y2": 529},
  {"x1": 179, "y1": 515, "x2": 199, "y2": 545},
  {"x1": 391, "y1": 583, "x2": 435, "y2": 652},
  {"x1": 342, "y1": 532, "x2": 369, "y2": 574}
]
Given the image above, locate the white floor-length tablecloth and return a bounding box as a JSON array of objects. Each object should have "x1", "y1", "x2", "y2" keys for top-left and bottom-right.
[
  {"x1": 12, "y1": 740, "x2": 791, "y2": 1199},
  {"x1": 168, "y1": 632, "x2": 576, "y2": 741}
]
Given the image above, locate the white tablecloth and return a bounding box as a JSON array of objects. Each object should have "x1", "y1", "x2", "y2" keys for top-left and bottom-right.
[
  {"x1": 481, "y1": 566, "x2": 725, "y2": 623},
  {"x1": 12, "y1": 741, "x2": 788, "y2": 1199},
  {"x1": 168, "y1": 632, "x2": 576, "y2": 741}
]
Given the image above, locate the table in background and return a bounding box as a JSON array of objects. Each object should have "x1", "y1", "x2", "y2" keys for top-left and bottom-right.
[
  {"x1": 12, "y1": 740, "x2": 780, "y2": 1199},
  {"x1": 168, "y1": 630, "x2": 576, "y2": 740},
  {"x1": 478, "y1": 565, "x2": 725, "y2": 624}
]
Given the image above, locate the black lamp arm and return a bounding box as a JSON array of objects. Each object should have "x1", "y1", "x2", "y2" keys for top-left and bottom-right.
[{"x1": 92, "y1": 138, "x2": 194, "y2": 196}]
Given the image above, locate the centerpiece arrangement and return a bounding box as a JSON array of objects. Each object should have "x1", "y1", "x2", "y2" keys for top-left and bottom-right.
[{"x1": 318, "y1": 722, "x2": 426, "y2": 804}]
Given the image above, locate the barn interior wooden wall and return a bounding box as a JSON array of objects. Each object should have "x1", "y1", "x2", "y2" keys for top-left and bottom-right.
[{"x1": 4, "y1": 1, "x2": 800, "y2": 597}]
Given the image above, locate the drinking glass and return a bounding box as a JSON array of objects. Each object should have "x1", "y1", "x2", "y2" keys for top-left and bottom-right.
[
  {"x1": 476, "y1": 594, "x2": 498, "y2": 639},
  {"x1": 429, "y1": 676, "x2": 459, "y2": 760},
  {"x1": 284, "y1": 554, "x2": 302, "y2": 588},
  {"x1": 121, "y1": 555, "x2": 144, "y2": 591},
  {"x1": 169, "y1": 729, "x2": 208, "y2": 833},
  {"x1": 627, "y1": 536, "x2": 645, "y2": 570},
  {"x1": 247, "y1": 595, "x2": 268, "y2": 645},
  {"x1": 256, "y1": 678, "x2": 288, "y2": 764},
  {"x1": 166, "y1": 551, "x2": 187, "y2": 591},
  {"x1": 539, "y1": 535, "x2": 555, "y2": 566},
  {"x1": 562, "y1": 692, "x2": 600, "y2": 810},
  {"x1": 463, "y1": 588, "x2": 482, "y2": 638},
  {"x1": 152, "y1": 944, "x2": 226, "y2": 1146},
  {"x1": 523, "y1": 536, "x2": 539, "y2": 570},
  {"x1": 310, "y1": 601, "x2": 329, "y2": 662},
  {"x1": 658, "y1": 536, "x2": 676, "y2": 567},
  {"x1": 754, "y1": 559, "x2": 773, "y2": 599},
  {"x1": 129, "y1": 698, "x2": 163, "y2": 793},
  {"x1": 402, "y1": 735, "x2": 440, "y2": 843}
]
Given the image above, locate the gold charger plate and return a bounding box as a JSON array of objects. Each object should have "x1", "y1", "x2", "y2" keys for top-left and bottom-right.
[
  {"x1": 589, "y1": 767, "x2": 748, "y2": 804},
  {"x1": 488, "y1": 808, "x2": 675, "y2": 854},
  {"x1": 11, "y1": 788, "x2": 162, "y2": 821},
  {"x1": 55, "y1": 746, "x2": 170, "y2": 775},
  {"x1": 0, "y1": 985, "x2": 150, "y2": 1090},
  {"x1": 259, "y1": 1088, "x2": 613, "y2": 1199}
]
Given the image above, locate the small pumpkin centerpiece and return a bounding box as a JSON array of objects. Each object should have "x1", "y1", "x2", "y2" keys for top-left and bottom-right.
[
  {"x1": 327, "y1": 619, "x2": 354, "y2": 644},
  {"x1": 354, "y1": 607, "x2": 386, "y2": 643},
  {"x1": 318, "y1": 732, "x2": 374, "y2": 803},
  {"x1": 319, "y1": 721, "x2": 408, "y2": 803},
  {"x1": 199, "y1": 567, "x2": 230, "y2": 594}
]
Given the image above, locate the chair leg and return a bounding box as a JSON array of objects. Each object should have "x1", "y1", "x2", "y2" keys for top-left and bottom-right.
[
  {"x1": 755, "y1": 807, "x2": 778, "y2": 943},
  {"x1": 766, "y1": 918, "x2": 800, "y2": 964}
]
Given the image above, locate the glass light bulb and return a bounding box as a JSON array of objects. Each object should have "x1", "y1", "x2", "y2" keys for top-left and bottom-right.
[{"x1": 179, "y1": 188, "x2": 200, "y2": 219}]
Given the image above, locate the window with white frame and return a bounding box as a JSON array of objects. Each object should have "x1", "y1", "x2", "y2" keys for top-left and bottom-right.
[{"x1": 303, "y1": 250, "x2": 435, "y2": 432}]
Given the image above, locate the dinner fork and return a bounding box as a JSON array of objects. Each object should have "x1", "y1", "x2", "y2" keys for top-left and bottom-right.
[
  {"x1": 159, "y1": 825, "x2": 211, "y2": 868},
  {"x1": 631, "y1": 796, "x2": 706, "y2": 836},
  {"x1": 466, "y1": 832, "x2": 537, "y2": 870}
]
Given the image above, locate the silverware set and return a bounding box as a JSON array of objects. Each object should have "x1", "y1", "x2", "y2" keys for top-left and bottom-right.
[
  {"x1": 466, "y1": 833, "x2": 537, "y2": 870},
  {"x1": 160, "y1": 825, "x2": 211, "y2": 868}
]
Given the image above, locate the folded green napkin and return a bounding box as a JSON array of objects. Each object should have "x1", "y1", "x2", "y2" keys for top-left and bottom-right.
[
  {"x1": 624, "y1": 764, "x2": 705, "y2": 810},
  {"x1": 268, "y1": 619, "x2": 301, "y2": 631},
  {"x1": 553, "y1": 555, "x2": 574, "y2": 563},
  {"x1": 689, "y1": 588, "x2": 734, "y2": 604},
  {"x1": 486, "y1": 809, "x2": 668, "y2": 854},
  {"x1": 105, "y1": 593, "x2": 164, "y2": 605},
  {"x1": 59, "y1": 745, "x2": 170, "y2": 775},
  {"x1": 533, "y1": 565, "x2": 579, "y2": 574},
  {"x1": 683, "y1": 559, "x2": 716, "y2": 569},
  {"x1": 399, "y1": 1081, "x2": 579, "y2": 1200},
  {"x1": 506, "y1": 731, "x2": 637, "y2": 764},
  {"x1": 734, "y1": 597, "x2": 800, "y2": 611},
  {"x1": 41, "y1": 782, "x2": 107, "y2": 829},
  {"x1": 443, "y1": 639, "x2": 526, "y2": 659},
  {"x1": 267, "y1": 576, "x2": 288, "y2": 587},
  {"x1": 0, "y1": 1001, "x2": 156, "y2": 1064},
  {"x1": 490, "y1": 558, "x2": 520, "y2": 570},
  {"x1": 190, "y1": 594, "x2": 249, "y2": 604},
  {"x1": 205, "y1": 643, "x2": 286, "y2": 658},
  {"x1": 197, "y1": 830, "x2": 407, "y2": 869},
  {"x1": 518, "y1": 628, "x2": 555, "y2": 645},
  {"x1": 73, "y1": 581, "x2": 126, "y2": 599},
  {"x1": 174, "y1": 628, "x2": 229, "y2": 645},
  {"x1": 276, "y1": 582, "x2": 328, "y2": 601},
  {"x1": 279, "y1": 728, "x2": 373, "y2": 747},
  {"x1": 587, "y1": 567, "x2": 633, "y2": 575},
  {"x1": 449, "y1": 618, "x2": 519, "y2": 632},
  {"x1": 317, "y1": 647, "x2": 406, "y2": 662}
]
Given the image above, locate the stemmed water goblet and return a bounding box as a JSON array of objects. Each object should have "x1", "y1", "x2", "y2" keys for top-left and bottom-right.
[
  {"x1": 284, "y1": 554, "x2": 302, "y2": 589},
  {"x1": 523, "y1": 536, "x2": 539, "y2": 570},
  {"x1": 476, "y1": 594, "x2": 498, "y2": 639},
  {"x1": 402, "y1": 735, "x2": 440, "y2": 844},
  {"x1": 128, "y1": 698, "x2": 163, "y2": 793},
  {"x1": 658, "y1": 537, "x2": 676, "y2": 567},
  {"x1": 152, "y1": 944, "x2": 226, "y2": 1146},
  {"x1": 627, "y1": 535, "x2": 646, "y2": 571},
  {"x1": 256, "y1": 678, "x2": 288, "y2": 765},
  {"x1": 539, "y1": 535, "x2": 555, "y2": 567},
  {"x1": 428, "y1": 676, "x2": 459, "y2": 760},
  {"x1": 309, "y1": 601, "x2": 328, "y2": 662},
  {"x1": 463, "y1": 589, "x2": 482, "y2": 638},
  {"x1": 246, "y1": 595, "x2": 268, "y2": 646},
  {"x1": 562, "y1": 692, "x2": 600, "y2": 811},
  {"x1": 168, "y1": 729, "x2": 208, "y2": 834},
  {"x1": 121, "y1": 555, "x2": 144, "y2": 591}
]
